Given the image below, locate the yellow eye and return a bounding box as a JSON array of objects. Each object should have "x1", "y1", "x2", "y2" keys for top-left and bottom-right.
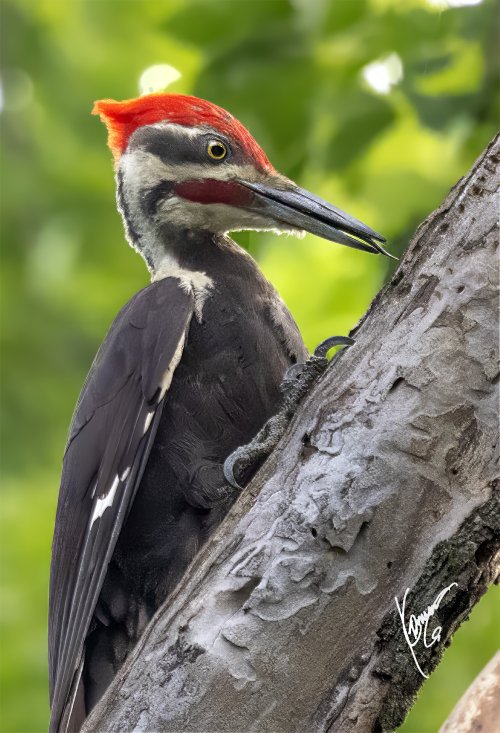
[{"x1": 207, "y1": 140, "x2": 227, "y2": 160}]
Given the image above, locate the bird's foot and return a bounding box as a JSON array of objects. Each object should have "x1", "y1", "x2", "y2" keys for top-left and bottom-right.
[
  {"x1": 280, "y1": 335, "x2": 354, "y2": 401},
  {"x1": 223, "y1": 411, "x2": 291, "y2": 489},
  {"x1": 223, "y1": 335, "x2": 354, "y2": 489}
]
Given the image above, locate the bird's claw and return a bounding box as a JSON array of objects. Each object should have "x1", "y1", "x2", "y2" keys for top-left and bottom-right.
[
  {"x1": 281, "y1": 334, "x2": 354, "y2": 395},
  {"x1": 223, "y1": 450, "x2": 244, "y2": 490},
  {"x1": 313, "y1": 335, "x2": 354, "y2": 358}
]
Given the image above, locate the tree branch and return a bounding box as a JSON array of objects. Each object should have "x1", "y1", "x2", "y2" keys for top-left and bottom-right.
[
  {"x1": 83, "y1": 135, "x2": 500, "y2": 733},
  {"x1": 439, "y1": 652, "x2": 500, "y2": 733}
]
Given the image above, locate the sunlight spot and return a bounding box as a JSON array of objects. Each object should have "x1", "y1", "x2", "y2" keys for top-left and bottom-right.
[
  {"x1": 361, "y1": 53, "x2": 403, "y2": 95},
  {"x1": 27, "y1": 216, "x2": 81, "y2": 293},
  {"x1": 139, "y1": 64, "x2": 181, "y2": 95},
  {"x1": 0, "y1": 68, "x2": 33, "y2": 113},
  {"x1": 426, "y1": 0, "x2": 483, "y2": 6}
]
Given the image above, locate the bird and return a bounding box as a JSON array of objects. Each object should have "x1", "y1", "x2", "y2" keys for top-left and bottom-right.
[{"x1": 48, "y1": 92, "x2": 389, "y2": 733}]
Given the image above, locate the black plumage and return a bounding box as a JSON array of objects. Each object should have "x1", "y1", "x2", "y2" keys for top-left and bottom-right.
[{"x1": 49, "y1": 233, "x2": 306, "y2": 732}]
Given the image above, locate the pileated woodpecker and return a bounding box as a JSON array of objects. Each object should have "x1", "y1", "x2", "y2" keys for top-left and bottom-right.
[{"x1": 49, "y1": 93, "x2": 389, "y2": 732}]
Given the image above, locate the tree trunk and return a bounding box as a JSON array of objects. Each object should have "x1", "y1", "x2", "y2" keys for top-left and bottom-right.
[{"x1": 83, "y1": 136, "x2": 500, "y2": 733}]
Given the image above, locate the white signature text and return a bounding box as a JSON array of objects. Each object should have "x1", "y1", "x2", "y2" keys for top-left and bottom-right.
[{"x1": 395, "y1": 583, "x2": 458, "y2": 678}]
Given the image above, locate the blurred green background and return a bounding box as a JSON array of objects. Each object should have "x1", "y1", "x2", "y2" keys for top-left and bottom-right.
[{"x1": 1, "y1": 0, "x2": 498, "y2": 731}]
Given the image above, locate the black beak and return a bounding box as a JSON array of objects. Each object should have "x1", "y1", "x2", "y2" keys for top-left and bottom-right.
[{"x1": 238, "y1": 180, "x2": 395, "y2": 258}]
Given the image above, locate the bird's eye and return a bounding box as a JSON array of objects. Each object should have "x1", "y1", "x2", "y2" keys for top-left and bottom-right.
[{"x1": 207, "y1": 140, "x2": 227, "y2": 161}]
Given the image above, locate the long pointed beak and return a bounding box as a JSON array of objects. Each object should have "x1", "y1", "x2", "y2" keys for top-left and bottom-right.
[{"x1": 238, "y1": 180, "x2": 395, "y2": 258}]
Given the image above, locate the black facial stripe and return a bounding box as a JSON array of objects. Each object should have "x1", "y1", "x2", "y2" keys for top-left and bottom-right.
[
  {"x1": 141, "y1": 181, "x2": 176, "y2": 218},
  {"x1": 127, "y1": 124, "x2": 245, "y2": 167},
  {"x1": 134, "y1": 126, "x2": 191, "y2": 164}
]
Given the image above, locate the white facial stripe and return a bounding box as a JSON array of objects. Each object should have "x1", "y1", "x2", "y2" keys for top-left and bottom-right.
[
  {"x1": 120, "y1": 148, "x2": 263, "y2": 187},
  {"x1": 148, "y1": 121, "x2": 206, "y2": 140},
  {"x1": 157, "y1": 194, "x2": 302, "y2": 237}
]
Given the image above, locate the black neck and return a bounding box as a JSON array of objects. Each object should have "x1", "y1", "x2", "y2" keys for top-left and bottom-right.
[{"x1": 161, "y1": 228, "x2": 261, "y2": 286}]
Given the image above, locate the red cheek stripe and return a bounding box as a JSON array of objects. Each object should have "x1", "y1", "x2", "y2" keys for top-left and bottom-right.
[{"x1": 175, "y1": 179, "x2": 254, "y2": 207}]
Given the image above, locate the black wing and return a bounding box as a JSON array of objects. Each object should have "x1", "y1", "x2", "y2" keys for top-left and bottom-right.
[{"x1": 48, "y1": 277, "x2": 194, "y2": 733}]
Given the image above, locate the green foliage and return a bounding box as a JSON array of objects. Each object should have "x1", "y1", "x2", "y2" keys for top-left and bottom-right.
[{"x1": 0, "y1": 1, "x2": 498, "y2": 731}]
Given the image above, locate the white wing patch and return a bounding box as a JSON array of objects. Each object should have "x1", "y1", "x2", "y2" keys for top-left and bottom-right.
[
  {"x1": 143, "y1": 411, "x2": 155, "y2": 434},
  {"x1": 88, "y1": 325, "x2": 189, "y2": 530},
  {"x1": 159, "y1": 332, "x2": 186, "y2": 400},
  {"x1": 90, "y1": 475, "x2": 120, "y2": 526},
  {"x1": 120, "y1": 466, "x2": 131, "y2": 481},
  {"x1": 87, "y1": 303, "x2": 190, "y2": 531}
]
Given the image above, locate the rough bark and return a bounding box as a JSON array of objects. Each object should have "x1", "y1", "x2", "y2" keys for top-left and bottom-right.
[{"x1": 83, "y1": 136, "x2": 500, "y2": 733}]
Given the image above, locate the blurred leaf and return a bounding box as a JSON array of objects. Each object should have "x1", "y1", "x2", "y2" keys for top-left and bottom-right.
[
  {"x1": 194, "y1": 34, "x2": 317, "y2": 170},
  {"x1": 407, "y1": 90, "x2": 480, "y2": 129},
  {"x1": 324, "y1": 0, "x2": 370, "y2": 33},
  {"x1": 416, "y1": 42, "x2": 484, "y2": 95},
  {"x1": 325, "y1": 93, "x2": 396, "y2": 169},
  {"x1": 166, "y1": 0, "x2": 293, "y2": 49}
]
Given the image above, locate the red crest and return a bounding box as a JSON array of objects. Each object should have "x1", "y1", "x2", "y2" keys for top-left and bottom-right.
[{"x1": 92, "y1": 93, "x2": 273, "y2": 171}]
